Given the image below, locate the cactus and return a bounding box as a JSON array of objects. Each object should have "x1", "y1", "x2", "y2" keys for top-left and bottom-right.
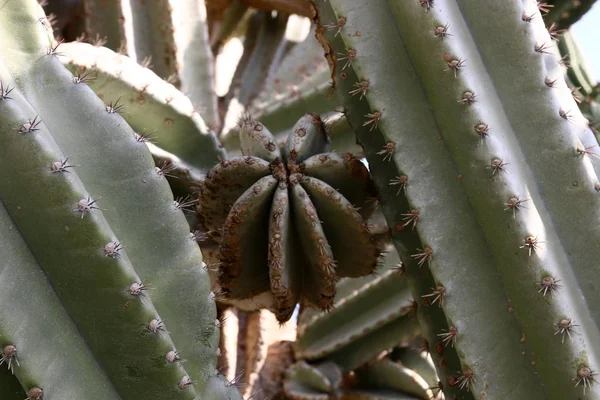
[
  {"x1": 0, "y1": 1, "x2": 241, "y2": 399},
  {"x1": 196, "y1": 113, "x2": 381, "y2": 322},
  {"x1": 311, "y1": 0, "x2": 600, "y2": 398},
  {"x1": 58, "y1": 41, "x2": 224, "y2": 173}
]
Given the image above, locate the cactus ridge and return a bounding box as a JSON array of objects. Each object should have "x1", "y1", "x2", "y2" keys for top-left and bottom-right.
[
  {"x1": 0, "y1": 2, "x2": 242, "y2": 398},
  {"x1": 198, "y1": 113, "x2": 381, "y2": 322},
  {"x1": 312, "y1": 0, "x2": 600, "y2": 398}
]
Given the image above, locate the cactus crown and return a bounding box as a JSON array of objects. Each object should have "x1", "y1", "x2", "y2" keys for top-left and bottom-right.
[{"x1": 198, "y1": 113, "x2": 381, "y2": 322}]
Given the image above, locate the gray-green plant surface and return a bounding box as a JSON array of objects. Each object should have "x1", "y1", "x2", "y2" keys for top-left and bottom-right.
[
  {"x1": 0, "y1": 1, "x2": 241, "y2": 399},
  {"x1": 310, "y1": 0, "x2": 600, "y2": 398}
]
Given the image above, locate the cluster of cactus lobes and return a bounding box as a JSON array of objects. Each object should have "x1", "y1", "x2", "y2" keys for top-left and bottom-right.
[{"x1": 198, "y1": 113, "x2": 381, "y2": 322}]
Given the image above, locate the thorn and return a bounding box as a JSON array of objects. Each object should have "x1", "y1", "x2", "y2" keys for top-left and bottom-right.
[
  {"x1": 46, "y1": 39, "x2": 64, "y2": 56},
  {"x1": 554, "y1": 318, "x2": 579, "y2": 343},
  {"x1": 324, "y1": 17, "x2": 346, "y2": 37},
  {"x1": 337, "y1": 48, "x2": 356, "y2": 70},
  {"x1": 0, "y1": 80, "x2": 14, "y2": 100},
  {"x1": 363, "y1": 111, "x2": 382, "y2": 131},
  {"x1": 349, "y1": 80, "x2": 369, "y2": 99},
  {"x1": 433, "y1": 23, "x2": 451, "y2": 38},
  {"x1": 534, "y1": 42, "x2": 553, "y2": 54},
  {"x1": 520, "y1": 235, "x2": 545, "y2": 256},
  {"x1": 106, "y1": 98, "x2": 124, "y2": 114},
  {"x1": 376, "y1": 141, "x2": 396, "y2": 161},
  {"x1": 389, "y1": 175, "x2": 408, "y2": 195},
  {"x1": 438, "y1": 326, "x2": 458, "y2": 347}
]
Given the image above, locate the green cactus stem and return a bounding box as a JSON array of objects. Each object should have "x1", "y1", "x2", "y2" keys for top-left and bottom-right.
[
  {"x1": 312, "y1": 0, "x2": 600, "y2": 398},
  {"x1": 59, "y1": 41, "x2": 225, "y2": 172},
  {"x1": 82, "y1": 0, "x2": 126, "y2": 51},
  {"x1": 544, "y1": 0, "x2": 598, "y2": 29}
]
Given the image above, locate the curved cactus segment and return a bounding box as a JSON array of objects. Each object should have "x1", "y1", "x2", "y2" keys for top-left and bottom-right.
[
  {"x1": 300, "y1": 152, "x2": 376, "y2": 218},
  {"x1": 58, "y1": 41, "x2": 224, "y2": 172},
  {"x1": 300, "y1": 176, "x2": 379, "y2": 277},
  {"x1": 290, "y1": 178, "x2": 337, "y2": 309},
  {"x1": 354, "y1": 359, "x2": 429, "y2": 399},
  {"x1": 199, "y1": 156, "x2": 271, "y2": 237},
  {"x1": 390, "y1": 347, "x2": 438, "y2": 391},
  {"x1": 0, "y1": 73, "x2": 195, "y2": 398},
  {"x1": 287, "y1": 361, "x2": 341, "y2": 393},
  {"x1": 295, "y1": 270, "x2": 409, "y2": 361},
  {"x1": 285, "y1": 113, "x2": 331, "y2": 165},
  {"x1": 238, "y1": 114, "x2": 282, "y2": 161},
  {"x1": 283, "y1": 364, "x2": 331, "y2": 400},
  {"x1": 0, "y1": 201, "x2": 120, "y2": 400},
  {"x1": 126, "y1": 0, "x2": 178, "y2": 81},
  {"x1": 219, "y1": 175, "x2": 278, "y2": 298},
  {"x1": 173, "y1": 0, "x2": 220, "y2": 131},
  {"x1": 342, "y1": 390, "x2": 420, "y2": 400},
  {"x1": 83, "y1": 0, "x2": 126, "y2": 51},
  {"x1": 268, "y1": 183, "x2": 300, "y2": 322}
]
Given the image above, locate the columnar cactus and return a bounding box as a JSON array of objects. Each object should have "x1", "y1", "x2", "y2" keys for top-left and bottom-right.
[
  {"x1": 312, "y1": 0, "x2": 600, "y2": 398},
  {"x1": 197, "y1": 113, "x2": 381, "y2": 322},
  {"x1": 0, "y1": 2, "x2": 241, "y2": 399}
]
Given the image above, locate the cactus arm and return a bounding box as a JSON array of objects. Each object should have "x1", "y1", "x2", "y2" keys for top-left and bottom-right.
[
  {"x1": 125, "y1": 0, "x2": 178, "y2": 81},
  {"x1": 0, "y1": 71, "x2": 196, "y2": 399},
  {"x1": 390, "y1": 348, "x2": 438, "y2": 391},
  {"x1": 210, "y1": 0, "x2": 250, "y2": 55},
  {"x1": 235, "y1": 11, "x2": 290, "y2": 107},
  {"x1": 295, "y1": 270, "x2": 412, "y2": 362},
  {"x1": 456, "y1": 0, "x2": 600, "y2": 329},
  {"x1": 58, "y1": 41, "x2": 225, "y2": 172},
  {"x1": 82, "y1": 0, "x2": 126, "y2": 51},
  {"x1": 0, "y1": 202, "x2": 120, "y2": 400},
  {"x1": 172, "y1": 0, "x2": 220, "y2": 131},
  {"x1": 1, "y1": 2, "x2": 230, "y2": 395},
  {"x1": 558, "y1": 30, "x2": 598, "y2": 97},
  {"x1": 314, "y1": 0, "x2": 600, "y2": 397}
]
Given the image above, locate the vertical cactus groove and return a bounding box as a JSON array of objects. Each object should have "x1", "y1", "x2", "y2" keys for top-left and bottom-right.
[
  {"x1": 312, "y1": 0, "x2": 600, "y2": 398},
  {"x1": 0, "y1": 1, "x2": 240, "y2": 398}
]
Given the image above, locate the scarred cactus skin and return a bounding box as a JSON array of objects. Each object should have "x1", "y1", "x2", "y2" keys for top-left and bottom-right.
[{"x1": 197, "y1": 113, "x2": 381, "y2": 322}]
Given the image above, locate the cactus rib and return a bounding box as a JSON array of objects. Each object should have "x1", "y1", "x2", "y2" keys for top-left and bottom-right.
[{"x1": 313, "y1": 0, "x2": 600, "y2": 398}]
